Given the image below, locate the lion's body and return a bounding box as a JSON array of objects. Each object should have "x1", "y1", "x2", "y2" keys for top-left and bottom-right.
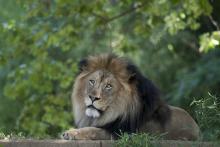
[
  {"x1": 62, "y1": 54, "x2": 199, "y2": 140},
  {"x1": 140, "y1": 106, "x2": 199, "y2": 140}
]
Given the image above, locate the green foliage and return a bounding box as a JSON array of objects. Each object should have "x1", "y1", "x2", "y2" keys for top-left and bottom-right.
[
  {"x1": 191, "y1": 94, "x2": 220, "y2": 141},
  {"x1": 0, "y1": 0, "x2": 220, "y2": 140},
  {"x1": 0, "y1": 0, "x2": 25, "y2": 134},
  {"x1": 199, "y1": 31, "x2": 220, "y2": 53}
]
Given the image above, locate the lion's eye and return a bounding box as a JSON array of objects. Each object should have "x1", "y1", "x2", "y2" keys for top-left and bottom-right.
[
  {"x1": 105, "y1": 84, "x2": 112, "y2": 90},
  {"x1": 89, "y1": 80, "x2": 95, "y2": 86}
]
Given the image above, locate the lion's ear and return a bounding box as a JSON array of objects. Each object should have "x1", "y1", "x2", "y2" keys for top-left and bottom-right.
[
  {"x1": 126, "y1": 63, "x2": 138, "y2": 83},
  {"x1": 78, "y1": 58, "x2": 88, "y2": 72}
]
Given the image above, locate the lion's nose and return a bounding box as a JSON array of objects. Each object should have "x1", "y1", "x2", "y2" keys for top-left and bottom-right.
[{"x1": 89, "y1": 95, "x2": 100, "y2": 102}]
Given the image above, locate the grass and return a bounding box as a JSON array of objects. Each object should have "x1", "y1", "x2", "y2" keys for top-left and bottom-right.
[
  {"x1": 115, "y1": 132, "x2": 164, "y2": 147},
  {"x1": 0, "y1": 130, "x2": 60, "y2": 140},
  {"x1": 0, "y1": 132, "x2": 26, "y2": 140}
]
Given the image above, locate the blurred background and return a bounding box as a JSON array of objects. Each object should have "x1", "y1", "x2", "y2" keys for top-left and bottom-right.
[{"x1": 0, "y1": 0, "x2": 220, "y2": 140}]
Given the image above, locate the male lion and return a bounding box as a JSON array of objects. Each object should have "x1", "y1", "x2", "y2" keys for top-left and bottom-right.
[{"x1": 62, "y1": 53, "x2": 199, "y2": 140}]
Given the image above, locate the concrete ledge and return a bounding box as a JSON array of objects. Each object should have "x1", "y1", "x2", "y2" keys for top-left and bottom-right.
[{"x1": 0, "y1": 140, "x2": 218, "y2": 147}]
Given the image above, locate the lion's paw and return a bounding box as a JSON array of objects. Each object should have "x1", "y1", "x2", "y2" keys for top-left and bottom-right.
[
  {"x1": 61, "y1": 128, "x2": 96, "y2": 140},
  {"x1": 62, "y1": 129, "x2": 79, "y2": 140}
]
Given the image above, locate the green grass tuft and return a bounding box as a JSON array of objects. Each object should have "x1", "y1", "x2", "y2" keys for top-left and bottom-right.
[
  {"x1": 0, "y1": 132, "x2": 26, "y2": 140},
  {"x1": 115, "y1": 132, "x2": 164, "y2": 147}
]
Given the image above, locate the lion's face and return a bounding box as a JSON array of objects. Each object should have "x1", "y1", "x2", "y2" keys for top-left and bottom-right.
[
  {"x1": 83, "y1": 70, "x2": 121, "y2": 118},
  {"x1": 73, "y1": 54, "x2": 142, "y2": 127}
]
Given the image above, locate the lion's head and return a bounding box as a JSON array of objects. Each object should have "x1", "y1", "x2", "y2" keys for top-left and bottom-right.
[{"x1": 72, "y1": 53, "x2": 169, "y2": 135}]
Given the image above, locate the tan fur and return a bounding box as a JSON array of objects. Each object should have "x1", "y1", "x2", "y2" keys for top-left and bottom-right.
[{"x1": 62, "y1": 53, "x2": 200, "y2": 140}]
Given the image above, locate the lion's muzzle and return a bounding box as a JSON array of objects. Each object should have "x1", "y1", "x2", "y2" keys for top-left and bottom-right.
[{"x1": 85, "y1": 106, "x2": 101, "y2": 118}]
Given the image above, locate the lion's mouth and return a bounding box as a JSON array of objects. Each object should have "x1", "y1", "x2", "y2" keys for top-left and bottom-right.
[
  {"x1": 88, "y1": 105, "x2": 103, "y2": 113},
  {"x1": 85, "y1": 105, "x2": 102, "y2": 118}
]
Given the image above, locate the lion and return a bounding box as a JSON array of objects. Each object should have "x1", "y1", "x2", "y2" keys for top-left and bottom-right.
[{"x1": 62, "y1": 53, "x2": 199, "y2": 140}]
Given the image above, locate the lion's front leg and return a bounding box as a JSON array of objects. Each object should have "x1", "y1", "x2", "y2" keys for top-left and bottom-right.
[{"x1": 62, "y1": 127, "x2": 112, "y2": 140}]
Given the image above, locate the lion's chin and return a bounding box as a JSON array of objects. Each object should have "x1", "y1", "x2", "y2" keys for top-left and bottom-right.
[{"x1": 85, "y1": 107, "x2": 101, "y2": 118}]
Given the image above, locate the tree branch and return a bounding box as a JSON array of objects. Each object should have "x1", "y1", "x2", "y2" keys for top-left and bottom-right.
[
  {"x1": 92, "y1": 2, "x2": 147, "y2": 24},
  {"x1": 106, "y1": 3, "x2": 146, "y2": 23},
  {"x1": 208, "y1": 15, "x2": 220, "y2": 31}
]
